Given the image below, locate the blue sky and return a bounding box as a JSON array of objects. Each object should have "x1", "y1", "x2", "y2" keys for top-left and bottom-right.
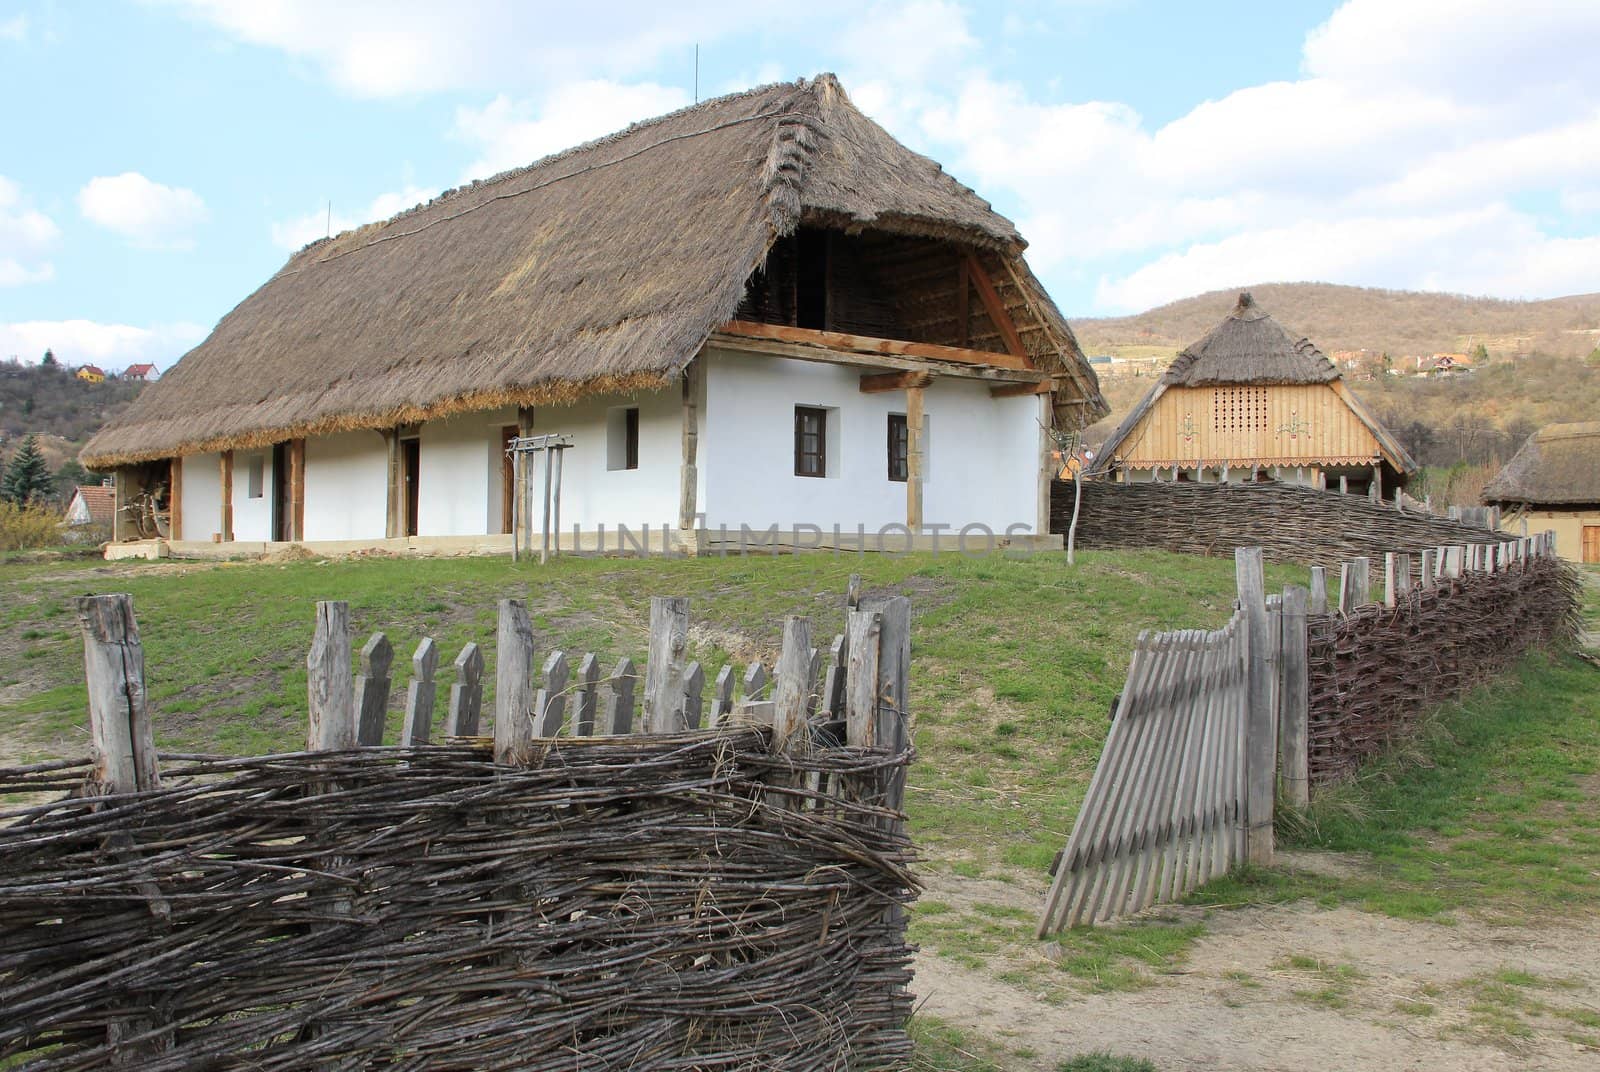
[{"x1": 2, "y1": 0, "x2": 1598, "y2": 370}]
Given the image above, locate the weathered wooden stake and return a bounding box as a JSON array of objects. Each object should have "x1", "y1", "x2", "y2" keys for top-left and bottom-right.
[
  {"x1": 742, "y1": 662, "x2": 769, "y2": 702},
  {"x1": 820, "y1": 632, "x2": 848, "y2": 721},
  {"x1": 1278, "y1": 585, "x2": 1310, "y2": 809},
  {"x1": 845, "y1": 609, "x2": 882, "y2": 748},
  {"x1": 400, "y1": 637, "x2": 438, "y2": 746},
  {"x1": 354, "y1": 632, "x2": 394, "y2": 747},
  {"x1": 533, "y1": 650, "x2": 569, "y2": 736},
  {"x1": 603, "y1": 657, "x2": 637, "y2": 734},
  {"x1": 1308, "y1": 566, "x2": 1328, "y2": 614},
  {"x1": 643, "y1": 596, "x2": 690, "y2": 733},
  {"x1": 871, "y1": 596, "x2": 913, "y2": 815},
  {"x1": 307, "y1": 601, "x2": 354, "y2": 751},
  {"x1": 444, "y1": 642, "x2": 484, "y2": 736},
  {"x1": 494, "y1": 599, "x2": 536, "y2": 763},
  {"x1": 1235, "y1": 548, "x2": 1274, "y2": 866},
  {"x1": 1419, "y1": 548, "x2": 1437, "y2": 589},
  {"x1": 772, "y1": 616, "x2": 814, "y2": 748},
  {"x1": 573, "y1": 653, "x2": 599, "y2": 736},
  {"x1": 709, "y1": 664, "x2": 736, "y2": 726},
  {"x1": 682, "y1": 661, "x2": 705, "y2": 729},
  {"x1": 78, "y1": 594, "x2": 161, "y2": 793}
]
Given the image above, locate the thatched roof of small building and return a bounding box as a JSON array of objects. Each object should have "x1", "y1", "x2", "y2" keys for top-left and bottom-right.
[
  {"x1": 1093, "y1": 292, "x2": 1416, "y2": 474},
  {"x1": 84, "y1": 74, "x2": 1102, "y2": 467},
  {"x1": 1481, "y1": 421, "x2": 1600, "y2": 506},
  {"x1": 1160, "y1": 292, "x2": 1339, "y2": 387}
]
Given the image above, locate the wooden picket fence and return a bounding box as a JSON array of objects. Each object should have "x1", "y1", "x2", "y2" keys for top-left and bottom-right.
[{"x1": 1039, "y1": 530, "x2": 1570, "y2": 936}]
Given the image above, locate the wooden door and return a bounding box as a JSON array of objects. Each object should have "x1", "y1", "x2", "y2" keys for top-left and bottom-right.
[
  {"x1": 271, "y1": 443, "x2": 290, "y2": 542},
  {"x1": 1583, "y1": 525, "x2": 1600, "y2": 564},
  {"x1": 401, "y1": 438, "x2": 420, "y2": 538},
  {"x1": 500, "y1": 426, "x2": 517, "y2": 534}
]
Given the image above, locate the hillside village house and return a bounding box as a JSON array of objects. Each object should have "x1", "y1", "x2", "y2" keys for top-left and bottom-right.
[
  {"x1": 1091, "y1": 293, "x2": 1415, "y2": 496},
  {"x1": 75, "y1": 365, "x2": 106, "y2": 384},
  {"x1": 83, "y1": 75, "x2": 1105, "y2": 558},
  {"x1": 1482, "y1": 421, "x2": 1600, "y2": 564},
  {"x1": 123, "y1": 363, "x2": 160, "y2": 382}
]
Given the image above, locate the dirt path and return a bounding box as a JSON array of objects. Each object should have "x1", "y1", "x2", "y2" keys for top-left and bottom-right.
[{"x1": 913, "y1": 868, "x2": 1600, "y2": 1071}]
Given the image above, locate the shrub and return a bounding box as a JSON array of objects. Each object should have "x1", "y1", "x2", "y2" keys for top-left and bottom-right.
[{"x1": 0, "y1": 500, "x2": 65, "y2": 551}]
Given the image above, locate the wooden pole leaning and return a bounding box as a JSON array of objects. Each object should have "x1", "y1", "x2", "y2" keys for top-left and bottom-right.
[{"x1": 1235, "y1": 547, "x2": 1275, "y2": 866}]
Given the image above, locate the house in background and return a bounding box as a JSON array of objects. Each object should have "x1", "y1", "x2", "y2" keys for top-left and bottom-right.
[
  {"x1": 1091, "y1": 293, "x2": 1416, "y2": 496},
  {"x1": 83, "y1": 75, "x2": 1106, "y2": 557},
  {"x1": 123, "y1": 363, "x2": 160, "y2": 381},
  {"x1": 75, "y1": 365, "x2": 106, "y2": 384},
  {"x1": 64, "y1": 480, "x2": 116, "y2": 529},
  {"x1": 1482, "y1": 421, "x2": 1600, "y2": 564}
]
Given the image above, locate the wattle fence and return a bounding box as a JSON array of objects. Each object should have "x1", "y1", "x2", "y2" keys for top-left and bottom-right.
[
  {"x1": 1040, "y1": 531, "x2": 1579, "y2": 934},
  {"x1": 1, "y1": 586, "x2": 917, "y2": 1071}
]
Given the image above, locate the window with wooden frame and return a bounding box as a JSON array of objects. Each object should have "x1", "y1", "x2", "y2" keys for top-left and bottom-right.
[
  {"x1": 794, "y1": 406, "x2": 828, "y2": 478},
  {"x1": 887, "y1": 414, "x2": 908, "y2": 481},
  {"x1": 606, "y1": 407, "x2": 640, "y2": 471}
]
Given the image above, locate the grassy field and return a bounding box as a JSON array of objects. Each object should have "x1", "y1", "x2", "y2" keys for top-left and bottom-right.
[{"x1": 3, "y1": 550, "x2": 1597, "y2": 1069}]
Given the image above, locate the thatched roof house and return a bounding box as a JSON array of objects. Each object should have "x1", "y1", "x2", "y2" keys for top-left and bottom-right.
[
  {"x1": 88, "y1": 75, "x2": 1104, "y2": 557},
  {"x1": 1092, "y1": 292, "x2": 1415, "y2": 495},
  {"x1": 1482, "y1": 421, "x2": 1600, "y2": 563}
]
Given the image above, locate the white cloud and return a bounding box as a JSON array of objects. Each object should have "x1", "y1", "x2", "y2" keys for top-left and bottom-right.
[
  {"x1": 270, "y1": 184, "x2": 440, "y2": 250},
  {"x1": 0, "y1": 14, "x2": 26, "y2": 41},
  {"x1": 78, "y1": 172, "x2": 208, "y2": 249},
  {"x1": 0, "y1": 176, "x2": 58, "y2": 286},
  {"x1": 0, "y1": 320, "x2": 207, "y2": 370},
  {"x1": 453, "y1": 81, "x2": 691, "y2": 182},
  {"x1": 166, "y1": 0, "x2": 831, "y2": 98}
]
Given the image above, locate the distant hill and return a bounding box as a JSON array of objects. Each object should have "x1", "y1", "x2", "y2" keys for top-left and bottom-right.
[
  {"x1": 0, "y1": 362, "x2": 145, "y2": 466},
  {"x1": 1074, "y1": 283, "x2": 1600, "y2": 361}
]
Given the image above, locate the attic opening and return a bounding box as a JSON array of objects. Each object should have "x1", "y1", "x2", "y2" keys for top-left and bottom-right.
[{"x1": 736, "y1": 227, "x2": 1020, "y2": 354}]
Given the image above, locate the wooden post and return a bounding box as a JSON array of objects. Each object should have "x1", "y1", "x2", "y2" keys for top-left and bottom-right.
[
  {"x1": 494, "y1": 599, "x2": 536, "y2": 764},
  {"x1": 533, "y1": 650, "x2": 569, "y2": 737},
  {"x1": 820, "y1": 633, "x2": 848, "y2": 722},
  {"x1": 682, "y1": 661, "x2": 705, "y2": 729},
  {"x1": 742, "y1": 662, "x2": 769, "y2": 702},
  {"x1": 219, "y1": 450, "x2": 234, "y2": 542},
  {"x1": 679, "y1": 360, "x2": 699, "y2": 534},
  {"x1": 168, "y1": 457, "x2": 183, "y2": 541},
  {"x1": 289, "y1": 438, "x2": 306, "y2": 541},
  {"x1": 400, "y1": 637, "x2": 438, "y2": 746},
  {"x1": 1445, "y1": 544, "x2": 1464, "y2": 578},
  {"x1": 78, "y1": 594, "x2": 161, "y2": 793},
  {"x1": 1393, "y1": 486, "x2": 1404, "y2": 513},
  {"x1": 307, "y1": 601, "x2": 354, "y2": 751},
  {"x1": 772, "y1": 616, "x2": 814, "y2": 748},
  {"x1": 1383, "y1": 553, "x2": 1399, "y2": 609},
  {"x1": 873, "y1": 596, "x2": 913, "y2": 814},
  {"x1": 443, "y1": 642, "x2": 484, "y2": 736},
  {"x1": 384, "y1": 430, "x2": 401, "y2": 540},
  {"x1": 906, "y1": 385, "x2": 925, "y2": 533},
  {"x1": 643, "y1": 596, "x2": 690, "y2": 732},
  {"x1": 1278, "y1": 585, "x2": 1309, "y2": 809},
  {"x1": 1419, "y1": 548, "x2": 1437, "y2": 588},
  {"x1": 573, "y1": 653, "x2": 599, "y2": 736},
  {"x1": 1338, "y1": 475, "x2": 1347, "y2": 495},
  {"x1": 710, "y1": 664, "x2": 736, "y2": 727},
  {"x1": 844, "y1": 609, "x2": 882, "y2": 748},
  {"x1": 1235, "y1": 548, "x2": 1274, "y2": 866},
  {"x1": 354, "y1": 632, "x2": 394, "y2": 746},
  {"x1": 603, "y1": 657, "x2": 637, "y2": 734},
  {"x1": 1037, "y1": 392, "x2": 1054, "y2": 539},
  {"x1": 1308, "y1": 566, "x2": 1328, "y2": 614}
]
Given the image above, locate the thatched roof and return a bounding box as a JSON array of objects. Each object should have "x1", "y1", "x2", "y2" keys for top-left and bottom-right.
[
  {"x1": 85, "y1": 74, "x2": 1101, "y2": 467},
  {"x1": 1482, "y1": 421, "x2": 1600, "y2": 506},
  {"x1": 1094, "y1": 292, "x2": 1416, "y2": 474},
  {"x1": 1161, "y1": 292, "x2": 1339, "y2": 387}
]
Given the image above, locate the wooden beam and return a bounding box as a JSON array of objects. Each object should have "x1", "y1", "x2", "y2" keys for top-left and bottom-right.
[
  {"x1": 384, "y1": 430, "x2": 400, "y2": 539},
  {"x1": 860, "y1": 370, "x2": 933, "y2": 393},
  {"x1": 716, "y1": 318, "x2": 1033, "y2": 371},
  {"x1": 956, "y1": 257, "x2": 970, "y2": 348},
  {"x1": 288, "y1": 438, "x2": 306, "y2": 541},
  {"x1": 963, "y1": 253, "x2": 1031, "y2": 363},
  {"x1": 708, "y1": 330, "x2": 1044, "y2": 384},
  {"x1": 679, "y1": 359, "x2": 699, "y2": 531},
  {"x1": 168, "y1": 457, "x2": 182, "y2": 541},
  {"x1": 219, "y1": 450, "x2": 234, "y2": 542},
  {"x1": 906, "y1": 385, "x2": 925, "y2": 533},
  {"x1": 989, "y1": 379, "x2": 1054, "y2": 398}
]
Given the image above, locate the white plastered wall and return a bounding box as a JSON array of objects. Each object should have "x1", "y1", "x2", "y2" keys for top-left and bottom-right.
[
  {"x1": 304, "y1": 431, "x2": 389, "y2": 541},
  {"x1": 231, "y1": 449, "x2": 275, "y2": 541},
  {"x1": 180, "y1": 452, "x2": 223, "y2": 541},
  {"x1": 699, "y1": 347, "x2": 1041, "y2": 534}
]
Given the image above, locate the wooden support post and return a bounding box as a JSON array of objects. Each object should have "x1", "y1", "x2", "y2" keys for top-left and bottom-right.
[
  {"x1": 307, "y1": 601, "x2": 354, "y2": 751},
  {"x1": 643, "y1": 596, "x2": 690, "y2": 733},
  {"x1": 772, "y1": 616, "x2": 814, "y2": 749},
  {"x1": 844, "y1": 609, "x2": 882, "y2": 748},
  {"x1": 1445, "y1": 545, "x2": 1464, "y2": 578},
  {"x1": 1308, "y1": 566, "x2": 1328, "y2": 614},
  {"x1": 820, "y1": 632, "x2": 848, "y2": 722},
  {"x1": 494, "y1": 599, "x2": 536, "y2": 763},
  {"x1": 964, "y1": 252, "x2": 1030, "y2": 360},
  {"x1": 1338, "y1": 475, "x2": 1347, "y2": 495},
  {"x1": 168, "y1": 457, "x2": 182, "y2": 541},
  {"x1": 219, "y1": 450, "x2": 234, "y2": 542},
  {"x1": 444, "y1": 642, "x2": 484, "y2": 736},
  {"x1": 956, "y1": 256, "x2": 970, "y2": 347},
  {"x1": 679, "y1": 360, "x2": 699, "y2": 532},
  {"x1": 872, "y1": 595, "x2": 913, "y2": 815},
  {"x1": 573, "y1": 653, "x2": 599, "y2": 736},
  {"x1": 742, "y1": 662, "x2": 769, "y2": 702},
  {"x1": 906, "y1": 384, "x2": 924, "y2": 533},
  {"x1": 78, "y1": 594, "x2": 161, "y2": 793},
  {"x1": 1419, "y1": 549, "x2": 1437, "y2": 588},
  {"x1": 1278, "y1": 585, "x2": 1310, "y2": 810},
  {"x1": 1235, "y1": 547, "x2": 1275, "y2": 866},
  {"x1": 354, "y1": 632, "x2": 394, "y2": 746},
  {"x1": 384, "y1": 430, "x2": 401, "y2": 540},
  {"x1": 1383, "y1": 553, "x2": 1399, "y2": 609},
  {"x1": 400, "y1": 637, "x2": 438, "y2": 746},
  {"x1": 1393, "y1": 486, "x2": 1404, "y2": 512},
  {"x1": 682, "y1": 661, "x2": 705, "y2": 729},
  {"x1": 288, "y1": 438, "x2": 306, "y2": 541},
  {"x1": 603, "y1": 657, "x2": 637, "y2": 734},
  {"x1": 533, "y1": 650, "x2": 569, "y2": 737},
  {"x1": 710, "y1": 664, "x2": 736, "y2": 727}
]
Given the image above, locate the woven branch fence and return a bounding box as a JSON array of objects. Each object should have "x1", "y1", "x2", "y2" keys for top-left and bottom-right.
[
  {"x1": 1040, "y1": 532, "x2": 1578, "y2": 934},
  {"x1": 1052, "y1": 479, "x2": 1503, "y2": 569},
  {"x1": 1, "y1": 584, "x2": 917, "y2": 1072}
]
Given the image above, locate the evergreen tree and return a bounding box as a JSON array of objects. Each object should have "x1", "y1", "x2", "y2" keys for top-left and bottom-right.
[
  {"x1": 1, "y1": 434, "x2": 55, "y2": 505},
  {"x1": 40, "y1": 349, "x2": 56, "y2": 366},
  {"x1": 1468, "y1": 342, "x2": 1489, "y2": 364}
]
